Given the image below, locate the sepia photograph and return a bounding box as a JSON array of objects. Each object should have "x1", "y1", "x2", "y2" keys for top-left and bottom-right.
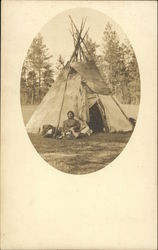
[
  {"x1": 1, "y1": 1, "x2": 157, "y2": 249},
  {"x1": 21, "y1": 8, "x2": 140, "y2": 174}
]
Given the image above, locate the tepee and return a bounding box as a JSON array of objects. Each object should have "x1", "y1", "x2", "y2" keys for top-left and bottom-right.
[{"x1": 26, "y1": 17, "x2": 133, "y2": 134}]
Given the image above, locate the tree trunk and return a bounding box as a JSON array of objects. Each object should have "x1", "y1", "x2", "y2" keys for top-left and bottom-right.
[
  {"x1": 31, "y1": 89, "x2": 34, "y2": 104},
  {"x1": 38, "y1": 67, "x2": 41, "y2": 87}
]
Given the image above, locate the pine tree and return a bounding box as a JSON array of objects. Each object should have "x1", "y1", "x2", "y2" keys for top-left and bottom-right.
[
  {"x1": 43, "y1": 64, "x2": 54, "y2": 87},
  {"x1": 83, "y1": 35, "x2": 100, "y2": 62},
  {"x1": 120, "y1": 42, "x2": 140, "y2": 103},
  {"x1": 55, "y1": 54, "x2": 65, "y2": 76},
  {"x1": 102, "y1": 23, "x2": 121, "y2": 93},
  {"x1": 102, "y1": 23, "x2": 140, "y2": 104},
  {"x1": 21, "y1": 62, "x2": 27, "y2": 88},
  {"x1": 27, "y1": 33, "x2": 54, "y2": 87},
  {"x1": 20, "y1": 33, "x2": 54, "y2": 104}
]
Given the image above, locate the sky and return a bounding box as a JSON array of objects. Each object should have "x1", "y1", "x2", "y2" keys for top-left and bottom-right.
[{"x1": 39, "y1": 7, "x2": 129, "y2": 66}]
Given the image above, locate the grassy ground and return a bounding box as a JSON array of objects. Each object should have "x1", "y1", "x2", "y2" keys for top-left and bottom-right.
[
  {"x1": 22, "y1": 104, "x2": 136, "y2": 174},
  {"x1": 29, "y1": 132, "x2": 131, "y2": 174}
]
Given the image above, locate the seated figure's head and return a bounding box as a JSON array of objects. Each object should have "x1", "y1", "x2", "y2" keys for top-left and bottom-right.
[{"x1": 67, "y1": 111, "x2": 75, "y2": 119}]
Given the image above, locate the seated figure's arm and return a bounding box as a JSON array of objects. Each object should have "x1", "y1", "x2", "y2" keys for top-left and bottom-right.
[
  {"x1": 63, "y1": 120, "x2": 69, "y2": 132},
  {"x1": 72, "y1": 120, "x2": 81, "y2": 131}
]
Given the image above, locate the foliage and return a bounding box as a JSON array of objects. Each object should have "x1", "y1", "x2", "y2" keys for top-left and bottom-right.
[
  {"x1": 83, "y1": 35, "x2": 100, "y2": 62},
  {"x1": 55, "y1": 54, "x2": 65, "y2": 75},
  {"x1": 21, "y1": 24, "x2": 140, "y2": 105},
  {"x1": 101, "y1": 23, "x2": 140, "y2": 104},
  {"x1": 20, "y1": 33, "x2": 54, "y2": 104}
]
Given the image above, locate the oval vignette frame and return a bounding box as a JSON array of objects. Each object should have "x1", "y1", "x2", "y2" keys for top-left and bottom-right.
[{"x1": 20, "y1": 7, "x2": 141, "y2": 175}]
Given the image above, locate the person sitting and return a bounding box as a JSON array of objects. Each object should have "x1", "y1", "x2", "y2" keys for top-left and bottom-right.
[{"x1": 63, "y1": 111, "x2": 81, "y2": 138}]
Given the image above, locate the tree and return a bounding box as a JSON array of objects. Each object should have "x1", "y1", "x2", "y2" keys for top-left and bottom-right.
[
  {"x1": 43, "y1": 64, "x2": 54, "y2": 87},
  {"x1": 102, "y1": 23, "x2": 121, "y2": 93},
  {"x1": 20, "y1": 33, "x2": 54, "y2": 104},
  {"x1": 102, "y1": 23, "x2": 140, "y2": 104},
  {"x1": 125, "y1": 45, "x2": 140, "y2": 83},
  {"x1": 55, "y1": 54, "x2": 65, "y2": 75},
  {"x1": 21, "y1": 62, "x2": 27, "y2": 88},
  {"x1": 83, "y1": 35, "x2": 100, "y2": 63},
  {"x1": 27, "y1": 70, "x2": 37, "y2": 104},
  {"x1": 120, "y1": 43, "x2": 140, "y2": 103},
  {"x1": 27, "y1": 33, "x2": 54, "y2": 87}
]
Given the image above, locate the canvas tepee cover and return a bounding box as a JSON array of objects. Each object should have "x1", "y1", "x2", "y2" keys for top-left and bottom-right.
[{"x1": 26, "y1": 62, "x2": 133, "y2": 133}]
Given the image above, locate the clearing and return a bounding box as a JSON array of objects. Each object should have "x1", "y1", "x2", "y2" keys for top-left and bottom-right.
[{"x1": 22, "y1": 104, "x2": 137, "y2": 174}]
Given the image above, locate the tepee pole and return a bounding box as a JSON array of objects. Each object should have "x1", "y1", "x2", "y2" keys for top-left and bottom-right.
[
  {"x1": 69, "y1": 16, "x2": 93, "y2": 59},
  {"x1": 54, "y1": 19, "x2": 85, "y2": 136},
  {"x1": 70, "y1": 17, "x2": 131, "y2": 123},
  {"x1": 69, "y1": 18, "x2": 85, "y2": 63},
  {"x1": 54, "y1": 71, "x2": 70, "y2": 137},
  {"x1": 69, "y1": 24, "x2": 77, "y2": 61},
  {"x1": 110, "y1": 95, "x2": 130, "y2": 121},
  {"x1": 71, "y1": 26, "x2": 90, "y2": 62}
]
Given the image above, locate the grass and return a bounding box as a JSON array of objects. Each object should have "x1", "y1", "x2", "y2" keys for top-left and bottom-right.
[
  {"x1": 28, "y1": 132, "x2": 132, "y2": 174},
  {"x1": 22, "y1": 104, "x2": 134, "y2": 174}
]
